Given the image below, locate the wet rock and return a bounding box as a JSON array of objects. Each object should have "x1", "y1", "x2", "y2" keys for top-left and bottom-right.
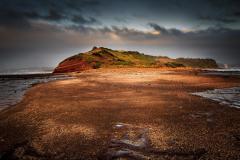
[
  {"x1": 106, "y1": 123, "x2": 150, "y2": 159},
  {"x1": 105, "y1": 123, "x2": 206, "y2": 160},
  {"x1": 106, "y1": 148, "x2": 150, "y2": 160}
]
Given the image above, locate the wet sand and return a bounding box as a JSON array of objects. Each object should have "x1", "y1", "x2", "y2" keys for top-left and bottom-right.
[{"x1": 0, "y1": 68, "x2": 240, "y2": 160}]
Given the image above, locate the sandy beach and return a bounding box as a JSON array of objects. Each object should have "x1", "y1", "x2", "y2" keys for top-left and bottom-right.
[{"x1": 0, "y1": 68, "x2": 240, "y2": 160}]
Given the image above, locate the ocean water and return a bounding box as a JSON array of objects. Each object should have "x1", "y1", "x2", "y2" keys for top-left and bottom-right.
[
  {"x1": 192, "y1": 87, "x2": 240, "y2": 108},
  {"x1": 202, "y1": 68, "x2": 240, "y2": 76},
  {"x1": 193, "y1": 68, "x2": 240, "y2": 108},
  {"x1": 0, "y1": 67, "x2": 54, "y2": 75},
  {"x1": 0, "y1": 69, "x2": 71, "y2": 110}
]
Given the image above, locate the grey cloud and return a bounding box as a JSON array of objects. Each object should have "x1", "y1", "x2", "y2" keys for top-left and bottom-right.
[
  {"x1": 45, "y1": 9, "x2": 64, "y2": 21},
  {"x1": 199, "y1": 0, "x2": 240, "y2": 24},
  {"x1": 0, "y1": 0, "x2": 101, "y2": 29},
  {"x1": 148, "y1": 23, "x2": 183, "y2": 36},
  {"x1": 0, "y1": 9, "x2": 39, "y2": 28},
  {"x1": 0, "y1": 0, "x2": 240, "y2": 68},
  {"x1": 207, "y1": 0, "x2": 240, "y2": 9},
  {"x1": 198, "y1": 15, "x2": 238, "y2": 24},
  {"x1": 233, "y1": 12, "x2": 240, "y2": 17},
  {"x1": 72, "y1": 15, "x2": 101, "y2": 25}
]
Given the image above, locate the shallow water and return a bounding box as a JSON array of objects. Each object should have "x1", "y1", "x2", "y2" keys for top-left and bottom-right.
[
  {"x1": 204, "y1": 68, "x2": 240, "y2": 72},
  {"x1": 0, "y1": 73, "x2": 71, "y2": 110},
  {"x1": 192, "y1": 87, "x2": 240, "y2": 108},
  {"x1": 202, "y1": 68, "x2": 240, "y2": 76},
  {"x1": 0, "y1": 67, "x2": 53, "y2": 75}
]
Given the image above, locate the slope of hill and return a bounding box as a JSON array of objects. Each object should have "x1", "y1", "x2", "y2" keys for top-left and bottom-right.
[{"x1": 53, "y1": 47, "x2": 218, "y2": 73}]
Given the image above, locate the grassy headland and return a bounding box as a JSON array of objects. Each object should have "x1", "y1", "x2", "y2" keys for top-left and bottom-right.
[{"x1": 53, "y1": 47, "x2": 218, "y2": 73}]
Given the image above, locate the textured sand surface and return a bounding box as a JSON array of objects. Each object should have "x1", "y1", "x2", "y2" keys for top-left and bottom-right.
[{"x1": 0, "y1": 68, "x2": 240, "y2": 159}]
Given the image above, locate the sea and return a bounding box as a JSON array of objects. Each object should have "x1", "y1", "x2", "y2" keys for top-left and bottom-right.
[
  {"x1": 202, "y1": 68, "x2": 240, "y2": 76},
  {"x1": 0, "y1": 68, "x2": 71, "y2": 110},
  {"x1": 193, "y1": 68, "x2": 240, "y2": 108}
]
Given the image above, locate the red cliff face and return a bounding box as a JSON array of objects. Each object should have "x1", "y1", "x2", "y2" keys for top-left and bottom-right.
[
  {"x1": 53, "y1": 47, "x2": 118, "y2": 73},
  {"x1": 53, "y1": 47, "x2": 103, "y2": 73},
  {"x1": 53, "y1": 56, "x2": 92, "y2": 73}
]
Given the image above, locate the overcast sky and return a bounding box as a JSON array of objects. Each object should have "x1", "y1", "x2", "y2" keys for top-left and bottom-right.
[{"x1": 0, "y1": 0, "x2": 240, "y2": 69}]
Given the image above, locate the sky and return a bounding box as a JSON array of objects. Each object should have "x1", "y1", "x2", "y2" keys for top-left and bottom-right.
[{"x1": 0, "y1": 0, "x2": 240, "y2": 69}]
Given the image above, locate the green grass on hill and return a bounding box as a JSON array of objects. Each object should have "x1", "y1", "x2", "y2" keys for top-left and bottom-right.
[{"x1": 57, "y1": 47, "x2": 218, "y2": 71}]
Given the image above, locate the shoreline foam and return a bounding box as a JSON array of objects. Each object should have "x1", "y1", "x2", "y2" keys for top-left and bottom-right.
[{"x1": 192, "y1": 87, "x2": 240, "y2": 108}]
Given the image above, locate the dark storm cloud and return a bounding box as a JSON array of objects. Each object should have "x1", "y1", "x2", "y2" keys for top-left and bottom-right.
[
  {"x1": 1, "y1": 0, "x2": 240, "y2": 29},
  {"x1": 207, "y1": 0, "x2": 240, "y2": 9},
  {"x1": 0, "y1": 0, "x2": 240, "y2": 69},
  {"x1": 233, "y1": 12, "x2": 240, "y2": 17},
  {"x1": 71, "y1": 15, "x2": 100, "y2": 25},
  {"x1": 45, "y1": 9, "x2": 63, "y2": 21},
  {"x1": 0, "y1": 8, "x2": 38, "y2": 28},
  {"x1": 148, "y1": 23, "x2": 183, "y2": 36},
  {"x1": 197, "y1": 0, "x2": 240, "y2": 24},
  {"x1": 0, "y1": 0, "x2": 101, "y2": 29},
  {"x1": 198, "y1": 15, "x2": 237, "y2": 24}
]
